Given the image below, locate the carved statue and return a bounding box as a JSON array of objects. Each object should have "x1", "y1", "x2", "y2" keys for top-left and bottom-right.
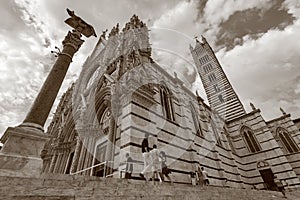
[
  {"x1": 280, "y1": 107, "x2": 286, "y2": 115},
  {"x1": 250, "y1": 102, "x2": 256, "y2": 111},
  {"x1": 108, "y1": 23, "x2": 120, "y2": 37},
  {"x1": 100, "y1": 29, "x2": 108, "y2": 40},
  {"x1": 65, "y1": 8, "x2": 97, "y2": 38}
]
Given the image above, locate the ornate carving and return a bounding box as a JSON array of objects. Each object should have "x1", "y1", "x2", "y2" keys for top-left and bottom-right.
[
  {"x1": 108, "y1": 23, "x2": 120, "y2": 38},
  {"x1": 62, "y1": 30, "x2": 84, "y2": 51},
  {"x1": 250, "y1": 102, "x2": 256, "y2": 111},
  {"x1": 257, "y1": 160, "x2": 270, "y2": 169}
]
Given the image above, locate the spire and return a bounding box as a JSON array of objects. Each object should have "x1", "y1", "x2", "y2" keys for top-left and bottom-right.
[
  {"x1": 280, "y1": 107, "x2": 286, "y2": 115},
  {"x1": 122, "y1": 14, "x2": 147, "y2": 32},
  {"x1": 250, "y1": 102, "x2": 256, "y2": 111},
  {"x1": 108, "y1": 23, "x2": 119, "y2": 38}
]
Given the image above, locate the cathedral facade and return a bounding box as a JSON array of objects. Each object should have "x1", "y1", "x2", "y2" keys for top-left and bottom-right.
[{"x1": 41, "y1": 15, "x2": 300, "y2": 189}]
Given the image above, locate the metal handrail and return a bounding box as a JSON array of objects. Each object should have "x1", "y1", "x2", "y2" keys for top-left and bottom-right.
[
  {"x1": 71, "y1": 160, "x2": 144, "y2": 178},
  {"x1": 70, "y1": 160, "x2": 114, "y2": 176}
]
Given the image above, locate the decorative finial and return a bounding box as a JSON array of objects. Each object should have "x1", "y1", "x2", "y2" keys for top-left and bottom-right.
[
  {"x1": 101, "y1": 29, "x2": 108, "y2": 39},
  {"x1": 194, "y1": 35, "x2": 200, "y2": 43},
  {"x1": 250, "y1": 102, "x2": 256, "y2": 111},
  {"x1": 280, "y1": 107, "x2": 286, "y2": 115},
  {"x1": 201, "y1": 35, "x2": 207, "y2": 43}
]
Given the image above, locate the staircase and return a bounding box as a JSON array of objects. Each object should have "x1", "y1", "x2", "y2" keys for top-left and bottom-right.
[{"x1": 0, "y1": 174, "x2": 298, "y2": 200}]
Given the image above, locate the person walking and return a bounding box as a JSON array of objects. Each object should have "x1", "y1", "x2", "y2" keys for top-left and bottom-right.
[
  {"x1": 201, "y1": 167, "x2": 209, "y2": 186},
  {"x1": 140, "y1": 133, "x2": 150, "y2": 180},
  {"x1": 150, "y1": 144, "x2": 163, "y2": 183},
  {"x1": 159, "y1": 151, "x2": 173, "y2": 184},
  {"x1": 125, "y1": 153, "x2": 134, "y2": 179},
  {"x1": 196, "y1": 164, "x2": 204, "y2": 186},
  {"x1": 274, "y1": 175, "x2": 286, "y2": 198}
]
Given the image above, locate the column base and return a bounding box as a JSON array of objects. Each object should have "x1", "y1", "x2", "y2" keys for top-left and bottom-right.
[{"x1": 0, "y1": 125, "x2": 49, "y2": 177}]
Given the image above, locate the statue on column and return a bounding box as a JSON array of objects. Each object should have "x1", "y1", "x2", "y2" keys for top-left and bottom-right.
[{"x1": 65, "y1": 8, "x2": 97, "y2": 38}]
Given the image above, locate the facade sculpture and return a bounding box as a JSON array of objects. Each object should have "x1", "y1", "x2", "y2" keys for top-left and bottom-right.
[{"x1": 41, "y1": 15, "x2": 300, "y2": 189}]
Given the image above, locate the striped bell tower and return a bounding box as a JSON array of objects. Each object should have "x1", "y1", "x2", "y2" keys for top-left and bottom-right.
[{"x1": 190, "y1": 36, "x2": 245, "y2": 121}]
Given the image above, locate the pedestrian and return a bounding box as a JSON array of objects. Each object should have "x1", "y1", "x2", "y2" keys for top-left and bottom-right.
[
  {"x1": 196, "y1": 164, "x2": 203, "y2": 186},
  {"x1": 190, "y1": 171, "x2": 197, "y2": 186},
  {"x1": 150, "y1": 144, "x2": 163, "y2": 183},
  {"x1": 140, "y1": 133, "x2": 150, "y2": 180},
  {"x1": 201, "y1": 167, "x2": 209, "y2": 185},
  {"x1": 125, "y1": 153, "x2": 134, "y2": 179},
  {"x1": 159, "y1": 151, "x2": 173, "y2": 184},
  {"x1": 274, "y1": 175, "x2": 286, "y2": 198}
]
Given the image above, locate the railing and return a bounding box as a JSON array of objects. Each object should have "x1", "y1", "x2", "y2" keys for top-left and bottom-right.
[
  {"x1": 70, "y1": 160, "x2": 114, "y2": 177},
  {"x1": 70, "y1": 160, "x2": 144, "y2": 178}
]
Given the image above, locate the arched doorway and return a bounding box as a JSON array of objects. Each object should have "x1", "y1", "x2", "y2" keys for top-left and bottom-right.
[{"x1": 257, "y1": 160, "x2": 276, "y2": 190}]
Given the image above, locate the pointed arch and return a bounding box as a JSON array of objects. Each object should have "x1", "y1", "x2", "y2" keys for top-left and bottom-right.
[
  {"x1": 276, "y1": 127, "x2": 299, "y2": 153},
  {"x1": 159, "y1": 84, "x2": 175, "y2": 121},
  {"x1": 190, "y1": 102, "x2": 203, "y2": 136},
  {"x1": 240, "y1": 126, "x2": 261, "y2": 153}
]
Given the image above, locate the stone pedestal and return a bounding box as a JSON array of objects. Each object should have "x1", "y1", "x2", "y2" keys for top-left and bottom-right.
[{"x1": 0, "y1": 126, "x2": 49, "y2": 177}]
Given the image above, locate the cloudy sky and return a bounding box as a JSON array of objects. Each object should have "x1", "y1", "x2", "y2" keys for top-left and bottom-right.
[{"x1": 1, "y1": 0, "x2": 300, "y2": 137}]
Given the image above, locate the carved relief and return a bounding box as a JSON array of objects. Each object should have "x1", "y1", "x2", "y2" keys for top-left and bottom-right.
[{"x1": 257, "y1": 160, "x2": 270, "y2": 169}]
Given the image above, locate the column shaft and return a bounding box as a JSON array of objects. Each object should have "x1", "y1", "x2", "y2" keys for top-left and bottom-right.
[
  {"x1": 70, "y1": 138, "x2": 82, "y2": 173},
  {"x1": 23, "y1": 31, "x2": 83, "y2": 127}
]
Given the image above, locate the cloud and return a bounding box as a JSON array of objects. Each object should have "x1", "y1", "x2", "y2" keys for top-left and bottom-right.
[
  {"x1": 215, "y1": 0, "x2": 295, "y2": 50},
  {"x1": 216, "y1": 11, "x2": 300, "y2": 119}
]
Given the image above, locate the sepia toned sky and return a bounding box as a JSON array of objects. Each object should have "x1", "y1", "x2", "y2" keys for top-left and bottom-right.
[{"x1": 0, "y1": 0, "x2": 300, "y2": 137}]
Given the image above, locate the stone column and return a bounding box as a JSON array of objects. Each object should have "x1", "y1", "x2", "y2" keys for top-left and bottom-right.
[
  {"x1": 49, "y1": 153, "x2": 58, "y2": 173},
  {"x1": 70, "y1": 137, "x2": 82, "y2": 174},
  {"x1": 105, "y1": 117, "x2": 116, "y2": 176},
  {"x1": 0, "y1": 30, "x2": 84, "y2": 177}
]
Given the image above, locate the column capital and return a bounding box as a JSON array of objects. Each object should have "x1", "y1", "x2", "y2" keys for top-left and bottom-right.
[{"x1": 62, "y1": 30, "x2": 84, "y2": 51}]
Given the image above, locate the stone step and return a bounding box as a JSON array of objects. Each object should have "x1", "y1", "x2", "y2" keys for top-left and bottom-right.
[{"x1": 0, "y1": 174, "x2": 296, "y2": 200}]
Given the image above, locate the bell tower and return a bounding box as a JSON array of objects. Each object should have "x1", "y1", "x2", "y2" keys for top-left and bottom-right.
[{"x1": 190, "y1": 36, "x2": 245, "y2": 121}]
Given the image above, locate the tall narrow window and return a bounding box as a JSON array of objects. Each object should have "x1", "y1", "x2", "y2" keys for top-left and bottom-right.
[
  {"x1": 203, "y1": 65, "x2": 207, "y2": 73},
  {"x1": 211, "y1": 120, "x2": 222, "y2": 146},
  {"x1": 241, "y1": 126, "x2": 261, "y2": 153},
  {"x1": 190, "y1": 103, "x2": 203, "y2": 136},
  {"x1": 207, "y1": 63, "x2": 213, "y2": 71},
  {"x1": 160, "y1": 85, "x2": 175, "y2": 121},
  {"x1": 276, "y1": 127, "x2": 299, "y2": 153},
  {"x1": 208, "y1": 73, "x2": 216, "y2": 82}
]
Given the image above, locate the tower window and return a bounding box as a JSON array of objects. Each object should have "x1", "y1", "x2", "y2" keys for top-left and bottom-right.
[
  {"x1": 203, "y1": 63, "x2": 213, "y2": 73},
  {"x1": 199, "y1": 55, "x2": 210, "y2": 65},
  {"x1": 241, "y1": 126, "x2": 261, "y2": 153},
  {"x1": 160, "y1": 85, "x2": 175, "y2": 121},
  {"x1": 218, "y1": 95, "x2": 224, "y2": 103},
  {"x1": 208, "y1": 73, "x2": 216, "y2": 82},
  {"x1": 214, "y1": 84, "x2": 220, "y2": 93},
  {"x1": 207, "y1": 63, "x2": 213, "y2": 71},
  {"x1": 276, "y1": 127, "x2": 299, "y2": 153}
]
